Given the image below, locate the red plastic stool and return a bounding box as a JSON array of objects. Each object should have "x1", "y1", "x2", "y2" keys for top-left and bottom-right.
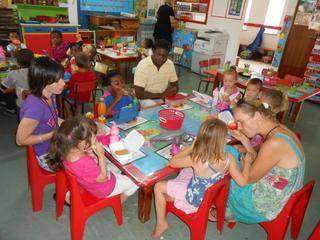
[
  {"x1": 228, "y1": 180, "x2": 315, "y2": 240},
  {"x1": 26, "y1": 145, "x2": 56, "y2": 212},
  {"x1": 165, "y1": 176, "x2": 230, "y2": 240},
  {"x1": 60, "y1": 170, "x2": 123, "y2": 240}
]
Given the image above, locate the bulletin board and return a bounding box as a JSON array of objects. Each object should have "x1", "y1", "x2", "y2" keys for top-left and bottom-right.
[{"x1": 211, "y1": 0, "x2": 246, "y2": 20}]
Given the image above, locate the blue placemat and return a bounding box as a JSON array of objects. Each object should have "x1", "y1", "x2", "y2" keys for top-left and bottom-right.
[
  {"x1": 132, "y1": 147, "x2": 168, "y2": 176},
  {"x1": 287, "y1": 92, "x2": 303, "y2": 99},
  {"x1": 297, "y1": 87, "x2": 314, "y2": 94}
]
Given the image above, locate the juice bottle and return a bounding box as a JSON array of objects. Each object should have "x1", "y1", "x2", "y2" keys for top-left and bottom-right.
[{"x1": 97, "y1": 98, "x2": 107, "y2": 116}]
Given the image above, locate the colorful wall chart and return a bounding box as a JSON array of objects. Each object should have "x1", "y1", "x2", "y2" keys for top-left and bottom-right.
[
  {"x1": 80, "y1": 0, "x2": 134, "y2": 13},
  {"x1": 272, "y1": 15, "x2": 293, "y2": 68}
]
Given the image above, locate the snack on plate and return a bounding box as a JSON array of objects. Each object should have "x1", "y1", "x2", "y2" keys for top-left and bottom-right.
[{"x1": 115, "y1": 149, "x2": 129, "y2": 155}]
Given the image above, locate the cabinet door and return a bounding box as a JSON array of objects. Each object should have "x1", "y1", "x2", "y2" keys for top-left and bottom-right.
[
  {"x1": 24, "y1": 34, "x2": 52, "y2": 56},
  {"x1": 278, "y1": 25, "x2": 316, "y2": 78}
]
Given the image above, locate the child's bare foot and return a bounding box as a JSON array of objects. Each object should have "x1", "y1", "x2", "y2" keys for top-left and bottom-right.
[{"x1": 151, "y1": 222, "x2": 169, "y2": 240}]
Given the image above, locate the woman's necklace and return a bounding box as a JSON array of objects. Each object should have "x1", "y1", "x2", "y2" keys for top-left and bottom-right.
[
  {"x1": 42, "y1": 97, "x2": 58, "y2": 127},
  {"x1": 264, "y1": 124, "x2": 281, "y2": 141}
]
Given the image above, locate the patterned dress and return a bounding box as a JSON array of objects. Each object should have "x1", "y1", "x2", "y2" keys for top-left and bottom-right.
[{"x1": 227, "y1": 133, "x2": 305, "y2": 223}]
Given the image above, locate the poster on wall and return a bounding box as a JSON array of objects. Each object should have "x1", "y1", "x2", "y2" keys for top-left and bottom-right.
[
  {"x1": 272, "y1": 15, "x2": 293, "y2": 68},
  {"x1": 294, "y1": 0, "x2": 317, "y2": 26},
  {"x1": 226, "y1": 0, "x2": 245, "y2": 19},
  {"x1": 211, "y1": 0, "x2": 246, "y2": 20},
  {"x1": 309, "y1": 0, "x2": 320, "y2": 30},
  {"x1": 80, "y1": 0, "x2": 134, "y2": 14}
]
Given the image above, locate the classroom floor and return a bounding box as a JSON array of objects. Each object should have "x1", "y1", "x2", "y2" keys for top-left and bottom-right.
[{"x1": 0, "y1": 68, "x2": 319, "y2": 240}]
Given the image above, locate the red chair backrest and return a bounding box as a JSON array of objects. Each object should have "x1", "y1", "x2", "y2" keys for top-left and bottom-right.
[
  {"x1": 193, "y1": 175, "x2": 230, "y2": 219},
  {"x1": 284, "y1": 74, "x2": 304, "y2": 86},
  {"x1": 26, "y1": 145, "x2": 51, "y2": 175},
  {"x1": 199, "y1": 58, "x2": 221, "y2": 69},
  {"x1": 73, "y1": 80, "x2": 97, "y2": 103},
  {"x1": 64, "y1": 170, "x2": 101, "y2": 207},
  {"x1": 278, "y1": 181, "x2": 315, "y2": 218}
]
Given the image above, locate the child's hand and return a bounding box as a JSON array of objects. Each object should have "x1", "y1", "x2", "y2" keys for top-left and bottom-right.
[
  {"x1": 115, "y1": 90, "x2": 124, "y2": 102},
  {"x1": 96, "y1": 173, "x2": 107, "y2": 182}
]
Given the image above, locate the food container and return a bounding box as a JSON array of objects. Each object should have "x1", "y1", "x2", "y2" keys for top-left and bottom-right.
[
  {"x1": 109, "y1": 141, "x2": 133, "y2": 164},
  {"x1": 158, "y1": 109, "x2": 185, "y2": 130},
  {"x1": 165, "y1": 93, "x2": 188, "y2": 108}
]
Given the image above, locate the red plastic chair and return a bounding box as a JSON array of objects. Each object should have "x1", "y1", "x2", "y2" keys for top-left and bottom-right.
[
  {"x1": 228, "y1": 180, "x2": 315, "y2": 240},
  {"x1": 284, "y1": 74, "x2": 304, "y2": 86},
  {"x1": 165, "y1": 176, "x2": 230, "y2": 240},
  {"x1": 197, "y1": 58, "x2": 221, "y2": 93},
  {"x1": 26, "y1": 145, "x2": 56, "y2": 212},
  {"x1": 65, "y1": 81, "x2": 103, "y2": 115},
  {"x1": 261, "y1": 68, "x2": 278, "y2": 77},
  {"x1": 309, "y1": 221, "x2": 320, "y2": 240},
  {"x1": 58, "y1": 170, "x2": 123, "y2": 240}
]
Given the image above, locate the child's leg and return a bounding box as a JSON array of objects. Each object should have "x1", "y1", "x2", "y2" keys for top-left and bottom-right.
[
  {"x1": 108, "y1": 173, "x2": 138, "y2": 203},
  {"x1": 152, "y1": 180, "x2": 171, "y2": 240}
]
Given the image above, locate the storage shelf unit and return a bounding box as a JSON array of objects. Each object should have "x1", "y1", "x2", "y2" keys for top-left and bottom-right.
[
  {"x1": 305, "y1": 36, "x2": 320, "y2": 103},
  {"x1": 174, "y1": 0, "x2": 209, "y2": 24},
  {"x1": 89, "y1": 14, "x2": 139, "y2": 46},
  {"x1": 0, "y1": 7, "x2": 18, "y2": 47}
]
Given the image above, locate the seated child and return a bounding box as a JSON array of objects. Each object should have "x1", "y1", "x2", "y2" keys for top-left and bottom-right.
[
  {"x1": 51, "y1": 30, "x2": 69, "y2": 63},
  {"x1": 0, "y1": 49, "x2": 34, "y2": 113},
  {"x1": 102, "y1": 71, "x2": 133, "y2": 116},
  {"x1": 65, "y1": 42, "x2": 82, "y2": 73},
  {"x1": 152, "y1": 118, "x2": 253, "y2": 239},
  {"x1": 83, "y1": 44, "x2": 97, "y2": 64},
  {"x1": 6, "y1": 32, "x2": 27, "y2": 57},
  {"x1": 46, "y1": 116, "x2": 138, "y2": 202},
  {"x1": 260, "y1": 89, "x2": 288, "y2": 120},
  {"x1": 215, "y1": 68, "x2": 241, "y2": 112},
  {"x1": 141, "y1": 38, "x2": 154, "y2": 58},
  {"x1": 243, "y1": 78, "x2": 263, "y2": 106},
  {"x1": 68, "y1": 52, "x2": 96, "y2": 103}
]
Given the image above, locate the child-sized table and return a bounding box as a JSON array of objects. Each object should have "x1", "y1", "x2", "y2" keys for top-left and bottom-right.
[{"x1": 102, "y1": 101, "x2": 212, "y2": 223}]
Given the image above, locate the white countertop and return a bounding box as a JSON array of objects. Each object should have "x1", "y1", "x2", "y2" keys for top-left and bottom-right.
[{"x1": 98, "y1": 48, "x2": 139, "y2": 59}]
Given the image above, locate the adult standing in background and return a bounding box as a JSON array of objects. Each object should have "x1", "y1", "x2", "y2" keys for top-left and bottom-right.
[{"x1": 153, "y1": 0, "x2": 176, "y2": 45}]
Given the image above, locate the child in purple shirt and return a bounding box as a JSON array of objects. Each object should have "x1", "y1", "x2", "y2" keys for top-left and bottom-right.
[
  {"x1": 16, "y1": 57, "x2": 65, "y2": 171},
  {"x1": 46, "y1": 117, "x2": 138, "y2": 200},
  {"x1": 51, "y1": 30, "x2": 69, "y2": 63}
]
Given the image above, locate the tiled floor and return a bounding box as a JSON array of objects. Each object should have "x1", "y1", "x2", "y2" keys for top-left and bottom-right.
[{"x1": 0, "y1": 67, "x2": 319, "y2": 240}]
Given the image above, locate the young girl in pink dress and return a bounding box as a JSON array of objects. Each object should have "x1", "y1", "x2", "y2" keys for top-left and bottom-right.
[
  {"x1": 151, "y1": 118, "x2": 254, "y2": 239},
  {"x1": 46, "y1": 116, "x2": 138, "y2": 202},
  {"x1": 215, "y1": 68, "x2": 241, "y2": 112}
]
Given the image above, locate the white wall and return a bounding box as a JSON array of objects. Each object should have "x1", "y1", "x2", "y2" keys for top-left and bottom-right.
[
  {"x1": 59, "y1": 0, "x2": 78, "y2": 25},
  {"x1": 239, "y1": 0, "x2": 298, "y2": 51},
  {"x1": 186, "y1": 1, "x2": 246, "y2": 64}
]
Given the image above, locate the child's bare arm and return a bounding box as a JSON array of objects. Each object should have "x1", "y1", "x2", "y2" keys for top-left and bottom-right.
[
  {"x1": 93, "y1": 142, "x2": 108, "y2": 183},
  {"x1": 105, "y1": 90, "x2": 124, "y2": 115},
  {"x1": 169, "y1": 146, "x2": 193, "y2": 168},
  {"x1": 229, "y1": 152, "x2": 253, "y2": 186}
]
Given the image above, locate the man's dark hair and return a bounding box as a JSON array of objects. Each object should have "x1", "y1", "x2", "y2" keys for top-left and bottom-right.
[
  {"x1": 28, "y1": 57, "x2": 64, "y2": 97},
  {"x1": 144, "y1": 38, "x2": 154, "y2": 49},
  {"x1": 153, "y1": 39, "x2": 171, "y2": 51},
  {"x1": 102, "y1": 71, "x2": 121, "y2": 86},
  {"x1": 17, "y1": 49, "x2": 34, "y2": 68}
]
